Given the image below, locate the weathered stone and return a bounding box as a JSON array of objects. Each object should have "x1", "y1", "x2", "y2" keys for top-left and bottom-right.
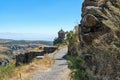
[
  {"x1": 15, "y1": 46, "x2": 57, "y2": 66},
  {"x1": 0, "y1": 58, "x2": 9, "y2": 66},
  {"x1": 82, "y1": 6, "x2": 108, "y2": 19},
  {"x1": 82, "y1": 14, "x2": 98, "y2": 27},
  {"x1": 69, "y1": 0, "x2": 120, "y2": 79},
  {"x1": 82, "y1": 26, "x2": 91, "y2": 33},
  {"x1": 82, "y1": 33, "x2": 94, "y2": 42},
  {"x1": 98, "y1": 0, "x2": 106, "y2": 6},
  {"x1": 16, "y1": 53, "x2": 25, "y2": 66},
  {"x1": 44, "y1": 46, "x2": 58, "y2": 53},
  {"x1": 53, "y1": 29, "x2": 65, "y2": 45},
  {"x1": 82, "y1": 6, "x2": 101, "y2": 17},
  {"x1": 15, "y1": 50, "x2": 46, "y2": 66},
  {"x1": 82, "y1": 0, "x2": 98, "y2": 11}
]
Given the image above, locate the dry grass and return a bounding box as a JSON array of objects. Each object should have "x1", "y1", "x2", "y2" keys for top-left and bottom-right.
[
  {"x1": 26, "y1": 45, "x2": 45, "y2": 52},
  {"x1": 0, "y1": 46, "x2": 10, "y2": 52},
  {"x1": 65, "y1": 69, "x2": 71, "y2": 80},
  {"x1": 57, "y1": 45, "x2": 67, "y2": 51},
  {"x1": 0, "y1": 54, "x2": 7, "y2": 59},
  {"x1": 8, "y1": 54, "x2": 55, "y2": 80}
]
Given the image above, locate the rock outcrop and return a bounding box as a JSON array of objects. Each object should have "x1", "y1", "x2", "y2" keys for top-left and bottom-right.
[
  {"x1": 69, "y1": 0, "x2": 120, "y2": 80},
  {"x1": 0, "y1": 54, "x2": 9, "y2": 66},
  {"x1": 0, "y1": 58, "x2": 9, "y2": 66}
]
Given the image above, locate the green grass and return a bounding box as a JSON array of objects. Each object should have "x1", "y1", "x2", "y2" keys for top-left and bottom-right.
[
  {"x1": 67, "y1": 56, "x2": 87, "y2": 80},
  {"x1": 55, "y1": 40, "x2": 68, "y2": 47},
  {"x1": 0, "y1": 63, "x2": 15, "y2": 80}
]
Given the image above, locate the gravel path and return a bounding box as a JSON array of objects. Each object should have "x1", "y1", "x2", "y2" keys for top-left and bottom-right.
[{"x1": 31, "y1": 47, "x2": 70, "y2": 80}]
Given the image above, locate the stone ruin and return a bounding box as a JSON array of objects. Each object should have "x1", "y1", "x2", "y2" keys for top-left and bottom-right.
[
  {"x1": 53, "y1": 29, "x2": 65, "y2": 45},
  {"x1": 15, "y1": 46, "x2": 57, "y2": 66}
]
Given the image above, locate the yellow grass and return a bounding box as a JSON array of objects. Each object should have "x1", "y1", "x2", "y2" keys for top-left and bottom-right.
[
  {"x1": 26, "y1": 45, "x2": 45, "y2": 52},
  {"x1": 0, "y1": 46, "x2": 10, "y2": 52},
  {"x1": 0, "y1": 54, "x2": 7, "y2": 59},
  {"x1": 8, "y1": 54, "x2": 55, "y2": 80}
]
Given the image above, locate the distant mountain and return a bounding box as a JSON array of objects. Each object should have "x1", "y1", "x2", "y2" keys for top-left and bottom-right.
[
  {"x1": 0, "y1": 39, "x2": 53, "y2": 46},
  {"x1": 0, "y1": 39, "x2": 53, "y2": 58}
]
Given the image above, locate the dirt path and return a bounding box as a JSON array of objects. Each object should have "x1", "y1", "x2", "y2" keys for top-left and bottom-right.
[{"x1": 31, "y1": 47, "x2": 70, "y2": 80}]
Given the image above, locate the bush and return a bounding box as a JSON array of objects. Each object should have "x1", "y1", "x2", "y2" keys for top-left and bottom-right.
[
  {"x1": 66, "y1": 31, "x2": 79, "y2": 56},
  {"x1": 55, "y1": 40, "x2": 68, "y2": 47},
  {"x1": 67, "y1": 56, "x2": 87, "y2": 80}
]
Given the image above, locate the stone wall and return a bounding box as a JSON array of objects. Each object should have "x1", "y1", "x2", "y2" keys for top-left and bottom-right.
[
  {"x1": 15, "y1": 46, "x2": 57, "y2": 66},
  {"x1": 44, "y1": 46, "x2": 58, "y2": 53}
]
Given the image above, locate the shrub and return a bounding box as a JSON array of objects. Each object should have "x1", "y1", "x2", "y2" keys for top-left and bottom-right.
[
  {"x1": 67, "y1": 56, "x2": 87, "y2": 80},
  {"x1": 66, "y1": 30, "x2": 79, "y2": 56}
]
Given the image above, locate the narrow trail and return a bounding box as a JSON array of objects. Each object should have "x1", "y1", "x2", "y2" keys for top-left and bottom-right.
[{"x1": 31, "y1": 47, "x2": 70, "y2": 80}]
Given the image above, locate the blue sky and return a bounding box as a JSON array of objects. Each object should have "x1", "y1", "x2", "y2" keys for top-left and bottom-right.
[{"x1": 0, "y1": 0, "x2": 83, "y2": 40}]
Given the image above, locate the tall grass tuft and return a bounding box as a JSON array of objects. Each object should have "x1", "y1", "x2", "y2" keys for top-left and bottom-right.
[
  {"x1": 0, "y1": 63, "x2": 15, "y2": 80},
  {"x1": 67, "y1": 56, "x2": 87, "y2": 80}
]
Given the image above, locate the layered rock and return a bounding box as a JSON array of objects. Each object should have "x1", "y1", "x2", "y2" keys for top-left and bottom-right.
[{"x1": 69, "y1": 0, "x2": 120, "y2": 80}]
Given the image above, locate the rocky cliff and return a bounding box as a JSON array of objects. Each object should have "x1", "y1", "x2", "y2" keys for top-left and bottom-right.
[{"x1": 69, "y1": 0, "x2": 120, "y2": 80}]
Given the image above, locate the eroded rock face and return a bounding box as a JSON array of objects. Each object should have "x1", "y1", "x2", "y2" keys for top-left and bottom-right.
[
  {"x1": 70, "y1": 0, "x2": 120, "y2": 80},
  {"x1": 82, "y1": 0, "x2": 98, "y2": 10},
  {"x1": 82, "y1": 14, "x2": 98, "y2": 27},
  {"x1": 82, "y1": 33, "x2": 94, "y2": 42}
]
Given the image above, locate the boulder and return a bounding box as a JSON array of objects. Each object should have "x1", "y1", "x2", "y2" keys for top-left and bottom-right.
[
  {"x1": 82, "y1": 6, "x2": 108, "y2": 19},
  {"x1": 0, "y1": 58, "x2": 9, "y2": 66},
  {"x1": 82, "y1": 6, "x2": 101, "y2": 16},
  {"x1": 82, "y1": 33, "x2": 94, "y2": 42},
  {"x1": 82, "y1": 14, "x2": 98, "y2": 27},
  {"x1": 82, "y1": 0, "x2": 98, "y2": 11}
]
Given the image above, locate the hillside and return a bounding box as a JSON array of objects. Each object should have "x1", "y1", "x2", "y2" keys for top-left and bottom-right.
[
  {"x1": 0, "y1": 39, "x2": 53, "y2": 45},
  {"x1": 68, "y1": 0, "x2": 120, "y2": 80},
  {"x1": 0, "y1": 39, "x2": 53, "y2": 61},
  {"x1": 0, "y1": 39, "x2": 52, "y2": 52}
]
